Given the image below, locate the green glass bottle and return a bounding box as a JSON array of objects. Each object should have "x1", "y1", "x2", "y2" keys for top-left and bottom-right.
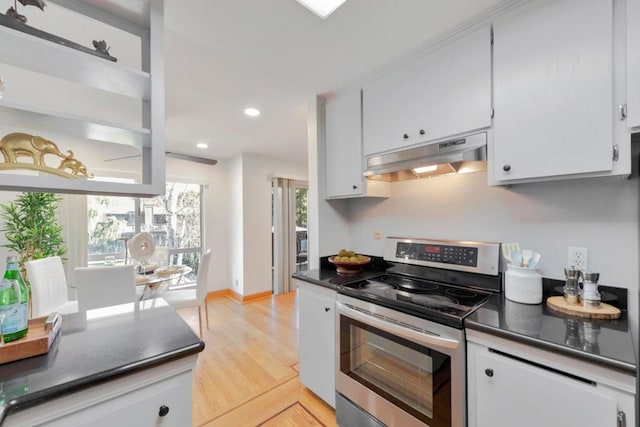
[{"x1": 0, "y1": 255, "x2": 29, "y2": 343}]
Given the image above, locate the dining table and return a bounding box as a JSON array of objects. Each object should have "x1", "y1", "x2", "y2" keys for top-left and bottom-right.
[{"x1": 135, "y1": 265, "x2": 192, "y2": 300}]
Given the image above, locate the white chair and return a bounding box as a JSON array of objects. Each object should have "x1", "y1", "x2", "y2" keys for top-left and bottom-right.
[
  {"x1": 74, "y1": 264, "x2": 137, "y2": 312},
  {"x1": 25, "y1": 256, "x2": 78, "y2": 318},
  {"x1": 162, "y1": 249, "x2": 211, "y2": 337}
]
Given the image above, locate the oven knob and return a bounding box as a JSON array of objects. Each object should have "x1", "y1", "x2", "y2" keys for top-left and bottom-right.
[
  {"x1": 324, "y1": 307, "x2": 331, "y2": 312},
  {"x1": 485, "y1": 368, "x2": 494, "y2": 377}
]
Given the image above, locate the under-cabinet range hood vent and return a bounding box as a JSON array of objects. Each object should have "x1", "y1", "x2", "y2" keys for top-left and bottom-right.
[{"x1": 364, "y1": 132, "x2": 487, "y2": 182}]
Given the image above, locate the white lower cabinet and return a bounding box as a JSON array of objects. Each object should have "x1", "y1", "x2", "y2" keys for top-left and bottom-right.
[
  {"x1": 467, "y1": 330, "x2": 635, "y2": 427},
  {"x1": 297, "y1": 280, "x2": 336, "y2": 407},
  {"x1": 5, "y1": 356, "x2": 197, "y2": 426}
]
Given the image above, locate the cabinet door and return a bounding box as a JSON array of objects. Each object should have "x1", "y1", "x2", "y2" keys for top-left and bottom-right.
[
  {"x1": 493, "y1": 0, "x2": 613, "y2": 182},
  {"x1": 362, "y1": 63, "x2": 415, "y2": 156},
  {"x1": 628, "y1": 0, "x2": 640, "y2": 128},
  {"x1": 298, "y1": 282, "x2": 336, "y2": 407},
  {"x1": 474, "y1": 351, "x2": 618, "y2": 427},
  {"x1": 325, "y1": 90, "x2": 364, "y2": 198},
  {"x1": 414, "y1": 26, "x2": 491, "y2": 143}
]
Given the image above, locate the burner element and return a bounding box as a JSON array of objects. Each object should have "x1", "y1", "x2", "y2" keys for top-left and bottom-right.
[
  {"x1": 410, "y1": 294, "x2": 459, "y2": 306},
  {"x1": 445, "y1": 288, "x2": 478, "y2": 298},
  {"x1": 359, "y1": 281, "x2": 396, "y2": 291},
  {"x1": 397, "y1": 281, "x2": 439, "y2": 293}
]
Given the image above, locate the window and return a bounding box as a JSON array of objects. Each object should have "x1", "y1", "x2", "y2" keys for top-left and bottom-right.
[{"x1": 87, "y1": 181, "x2": 204, "y2": 279}]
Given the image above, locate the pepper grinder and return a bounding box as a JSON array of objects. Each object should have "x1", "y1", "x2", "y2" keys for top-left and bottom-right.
[
  {"x1": 563, "y1": 267, "x2": 581, "y2": 304},
  {"x1": 582, "y1": 271, "x2": 601, "y2": 308}
]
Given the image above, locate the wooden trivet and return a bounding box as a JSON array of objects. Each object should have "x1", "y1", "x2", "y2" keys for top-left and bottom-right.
[{"x1": 546, "y1": 296, "x2": 620, "y2": 319}]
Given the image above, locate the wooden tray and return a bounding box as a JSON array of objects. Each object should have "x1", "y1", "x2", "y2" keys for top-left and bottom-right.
[
  {"x1": 546, "y1": 296, "x2": 621, "y2": 319},
  {"x1": 0, "y1": 312, "x2": 62, "y2": 364}
]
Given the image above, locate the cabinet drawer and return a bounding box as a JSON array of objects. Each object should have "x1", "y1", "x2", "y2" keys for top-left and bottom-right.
[
  {"x1": 57, "y1": 371, "x2": 192, "y2": 426},
  {"x1": 6, "y1": 370, "x2": 193, "y2": 427}
]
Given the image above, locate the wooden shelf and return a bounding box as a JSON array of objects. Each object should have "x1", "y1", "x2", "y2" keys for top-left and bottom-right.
[
  {"x1": 0, "y1": 0, "x2": 165, "y2": 196},
  {"x1": 0, "y1": 101, "x2": 151, "y2": 148},
  {"x1": 0, "y1": 173, "x2": 165, "y2": 196},
  {"x1": 0, "y1": 25, "x2": 151, "y2": 100}
]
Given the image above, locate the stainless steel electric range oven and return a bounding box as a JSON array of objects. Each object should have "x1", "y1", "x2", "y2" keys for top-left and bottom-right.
[{"x1": 335, "y1": 237, "x2": 501, "y2": 427}]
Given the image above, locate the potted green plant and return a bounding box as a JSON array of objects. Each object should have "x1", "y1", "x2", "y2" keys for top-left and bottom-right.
[{"x1": 0, "y1": 192, "x2": 67, "y2": 282}]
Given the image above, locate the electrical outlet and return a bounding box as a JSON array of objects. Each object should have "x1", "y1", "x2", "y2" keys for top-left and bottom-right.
[{"x1": 568, "y1": 247, "x2": 589, "y2": 270}]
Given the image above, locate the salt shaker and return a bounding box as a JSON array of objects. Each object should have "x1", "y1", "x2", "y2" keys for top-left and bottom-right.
[
  {"x1": 563, "y1": 267, "x2": 581, "y2": 304},
  {"x1": 582, "y1": 271, "x2": 601, "y2": 308}
]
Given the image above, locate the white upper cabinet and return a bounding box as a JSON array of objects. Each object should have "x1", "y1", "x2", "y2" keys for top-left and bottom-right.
[
  {"x1": 414, "y1": 26, "x2": 492, "y2": 144},
  {"x1": 0, "y1": 0, "x2": 165, "y2": 196},
  {"x1": 362, "y1": 25, "x2": 491, "y2": 157},
  {"x1": 362, "y1": 63, "x2": 415, "y2": 156},
  {"x1": 491, "y1": 0, "x2": 628, "y2": 184},
  {"x1": 627, "y1": 0, "x2": 640, "y2": 128},
  {"x1": 324, "y1": 90, "x2": 389, "y2": 199}
]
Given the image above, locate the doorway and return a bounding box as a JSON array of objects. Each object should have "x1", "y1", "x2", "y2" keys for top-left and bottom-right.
[{"x1": 272, "y1": 178, "x2": 308, "y2": 294}]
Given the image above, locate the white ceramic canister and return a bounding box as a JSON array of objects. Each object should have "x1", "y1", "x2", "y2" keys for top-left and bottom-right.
[{"x1": 504, "y1": 264, "x2": 543, "y2": 304}]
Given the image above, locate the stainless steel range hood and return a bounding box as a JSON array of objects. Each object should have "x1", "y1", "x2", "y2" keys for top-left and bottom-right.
[{"x1": 364, "y1": 132, "x2": 487, "y2": 182}]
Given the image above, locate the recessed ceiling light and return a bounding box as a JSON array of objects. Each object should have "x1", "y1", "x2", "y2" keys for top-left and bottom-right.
[
  {"x1": 196, "y1": 143, "x2": 208, "y2": 149},
  {"x1": 244, "y1": 107, "x2": 261, "y2": 117},
  {"x1": 295, "y1": 0, "x2": 347, "y2": 19}
]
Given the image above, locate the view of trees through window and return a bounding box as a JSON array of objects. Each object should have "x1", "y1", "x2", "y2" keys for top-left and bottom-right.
[{"x1": 88, "y1": 182, "x2": 203, "y2": 275}]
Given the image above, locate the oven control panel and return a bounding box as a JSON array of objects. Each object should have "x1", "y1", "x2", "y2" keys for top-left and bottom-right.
[
  {"x1": 395, "y1": 242, "x2": 478, "y2": 266},
  {"x1": 384, "y1": 237, "x2": 500, "y2": 276}
]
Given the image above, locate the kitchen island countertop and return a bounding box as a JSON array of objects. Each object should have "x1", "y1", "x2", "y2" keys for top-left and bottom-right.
[{"x1": 0, "y1": 298, "x2": 204, "y2": 424}]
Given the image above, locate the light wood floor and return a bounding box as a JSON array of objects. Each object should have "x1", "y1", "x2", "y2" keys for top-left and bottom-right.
[{"x1": 176, "y1": 291, "x2": 338, "y2": 427}]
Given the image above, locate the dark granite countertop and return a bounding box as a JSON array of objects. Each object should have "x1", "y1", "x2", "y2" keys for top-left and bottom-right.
[
  {"x1": 292, "y1": 255, "x2": 387, "y2": 290},
  {"x1": 0, "y1": 299, "x2": 205, "y2": 424},
  {"x1": 465, "y1": 282, "x2": 637, "y2": 374}
]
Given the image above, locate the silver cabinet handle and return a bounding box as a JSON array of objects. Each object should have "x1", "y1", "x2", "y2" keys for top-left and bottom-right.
[
  {"x1": 618, "y1": 104, "x2": 627, "y2": 121},
  {"x1": 617, "y1": 411, "x2": 626, "y2": 427}
]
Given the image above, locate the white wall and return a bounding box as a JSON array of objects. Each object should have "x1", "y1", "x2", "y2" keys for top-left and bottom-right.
[
  {"x1": 228, "y1": 153, "x2": 307, "y2": 296},
  {"x1": 343, "y1": 170, "x2": 639, "y2": 339},
  {"x1": 228, "y1": 155, "x2": 244, "y2": 294}
]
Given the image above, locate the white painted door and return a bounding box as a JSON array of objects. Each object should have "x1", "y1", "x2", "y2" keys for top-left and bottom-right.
[
  {"x1": 362, "y1": 62, "x2": 415, "y2": 156},
  {"x1": 493, "y1": 0, "x2": 613, "y2": 182},
  {"x1": 298, "y1": 281, "x2": 336, "y2": 408},
  {"x1": 474, "y1": 350, "x2": 618, "y2": 427},
  {"x1": 414, "y1": 25, "x2": 492, "y2": 144},
  {"x1": 325, "y1": 89, "x2": 364, "y2": 198},
  {"x1": 627, "y1": 0, "x2": 640, "y2": 128}
]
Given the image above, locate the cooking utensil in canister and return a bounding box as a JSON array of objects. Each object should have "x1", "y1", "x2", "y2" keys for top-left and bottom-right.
[
  {"x1": 502, "y1": 242, "x2": 521, "y2": 265},
  {"x1": 527, "y1": 252, "x2": 541, "y2": 269},
  {"x1": 521, "y1": 249, "x2": 534, "y2": 267}
]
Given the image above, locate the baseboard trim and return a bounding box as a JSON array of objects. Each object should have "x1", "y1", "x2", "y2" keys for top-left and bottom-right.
[{"x1": 207, "y1": 289, "x2": 273, "y2": 304}]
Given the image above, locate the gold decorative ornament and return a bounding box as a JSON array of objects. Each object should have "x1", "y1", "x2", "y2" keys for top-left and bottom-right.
[{"x1": 0, "y1": 132, "x2": 94, "y2": 178}]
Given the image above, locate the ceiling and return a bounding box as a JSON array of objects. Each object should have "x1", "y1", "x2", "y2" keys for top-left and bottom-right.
[{"x1": 160, "y1": 0, "x2": 507, "y2": 165}]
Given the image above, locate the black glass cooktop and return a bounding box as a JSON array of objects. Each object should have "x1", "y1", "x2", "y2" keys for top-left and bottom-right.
[{"x1": 339, "y1": 274, "x2": 493, "y2": 327}]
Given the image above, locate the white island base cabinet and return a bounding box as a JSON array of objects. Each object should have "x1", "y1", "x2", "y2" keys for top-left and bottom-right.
[
  {"x1": 467, "y1": 330, "x2": 635, "y2": 427},
  {"x1": 5, "y1": 355, "x2": 197, "y2": 426}
]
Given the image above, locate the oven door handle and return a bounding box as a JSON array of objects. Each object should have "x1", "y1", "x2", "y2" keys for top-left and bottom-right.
[{"x1": 336, "y1": 302, "x2": 460, "y2": 350}]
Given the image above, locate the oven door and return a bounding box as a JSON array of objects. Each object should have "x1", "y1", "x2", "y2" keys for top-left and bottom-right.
[{"x1": 336, "y1": 298, "x2": 465, "y2": 427}]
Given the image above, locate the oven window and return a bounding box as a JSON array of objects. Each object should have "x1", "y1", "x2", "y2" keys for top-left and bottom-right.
[{"x1": 339, "y1": 315, "x2": 451, "y2": 427}]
